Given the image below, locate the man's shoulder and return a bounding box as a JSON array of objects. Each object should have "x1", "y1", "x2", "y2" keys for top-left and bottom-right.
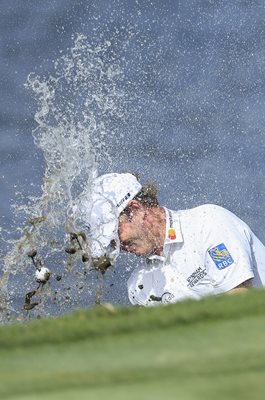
[
  {"x1": 170, "y1": 204, "x2": 241, "y2": 236},
  {"x1": 172, "y1": 203, "x2": 230, "y2": 220}
]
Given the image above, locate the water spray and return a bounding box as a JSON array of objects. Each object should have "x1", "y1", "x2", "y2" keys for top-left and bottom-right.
[{"x1": 0, "y1": 33, "x2": 126, "y2": 322}]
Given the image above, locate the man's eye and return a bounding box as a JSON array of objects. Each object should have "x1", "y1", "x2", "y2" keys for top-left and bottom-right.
[{"x1": 122, "y1": 240, "x2": 133, "y2": 247}]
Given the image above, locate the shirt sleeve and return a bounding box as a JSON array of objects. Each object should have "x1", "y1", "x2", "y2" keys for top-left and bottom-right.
[{"x1": 201, "y1": 206, "x2": 254, "y2": 293}]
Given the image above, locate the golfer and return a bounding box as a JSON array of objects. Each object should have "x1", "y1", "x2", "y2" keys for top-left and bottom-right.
[{"x1": 76, "y1": 173, "x2": 265, "y2": 306}]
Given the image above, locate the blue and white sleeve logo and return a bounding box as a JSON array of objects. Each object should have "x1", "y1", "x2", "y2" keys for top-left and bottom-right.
[{"x1": 208, "y1": 243, "x2": 234, "y2": 270}]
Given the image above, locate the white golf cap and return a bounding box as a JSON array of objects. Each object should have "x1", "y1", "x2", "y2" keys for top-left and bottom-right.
[{"x1": 77, "y1": 173, "x2": 142, "y2": 259}]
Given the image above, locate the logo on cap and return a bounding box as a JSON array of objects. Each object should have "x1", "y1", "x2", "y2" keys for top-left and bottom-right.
[{"x1": 116, "y1": 193, "x2": 131, "y2": 208}]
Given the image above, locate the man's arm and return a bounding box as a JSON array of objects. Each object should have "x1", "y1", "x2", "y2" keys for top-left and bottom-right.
[
  {"x1": 227, "y1": 279, "x2": 252, "y2": 295},
  {"x1": 202, "y1": 205, "x2": 255, "y2": 294}
]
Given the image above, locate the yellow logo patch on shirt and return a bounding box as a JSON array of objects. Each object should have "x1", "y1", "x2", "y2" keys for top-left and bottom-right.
[{"x1": 168, "y1": 228, "x2": 176, "y2": 240}]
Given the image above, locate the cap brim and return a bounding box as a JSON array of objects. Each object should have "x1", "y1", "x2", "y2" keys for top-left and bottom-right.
[{"x1": 90, "y1": 218, "x2": 120, "y2": 259}]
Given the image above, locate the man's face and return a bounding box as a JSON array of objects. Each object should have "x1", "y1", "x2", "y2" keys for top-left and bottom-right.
[{"x1": 118, "y1": 203, "x2": 161, "y2": 257}]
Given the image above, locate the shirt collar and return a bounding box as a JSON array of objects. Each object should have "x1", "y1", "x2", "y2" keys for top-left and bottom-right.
[
  {"x1": 163, "y1": 207, "x2": 183, "y2": 245},
  {"x1": 147, "y1": 207, "x2": 183, "y2": 261}
]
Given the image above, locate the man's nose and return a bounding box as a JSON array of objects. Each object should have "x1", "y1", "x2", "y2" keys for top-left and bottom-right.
[
  {"x1": 120, "y1": 241, "x2": 127, "y2": 251},
  {"x1": 120, "y1": 241, "x2": 129, "y2": 252}
]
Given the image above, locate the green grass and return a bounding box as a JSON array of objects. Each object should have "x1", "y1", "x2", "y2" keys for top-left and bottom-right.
[{"x1": 1, "y1": 290, "x2": 265, "y2": 399}]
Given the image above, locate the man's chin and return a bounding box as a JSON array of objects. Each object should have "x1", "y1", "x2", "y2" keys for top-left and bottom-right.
[{"x1": 139, "y1": 249, "x2": 155, "y2": 258}]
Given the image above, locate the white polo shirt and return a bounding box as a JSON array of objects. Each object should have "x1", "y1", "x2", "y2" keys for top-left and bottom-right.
[{"x1": 127, "y1": 204, "x2": 265, "y2": 306}]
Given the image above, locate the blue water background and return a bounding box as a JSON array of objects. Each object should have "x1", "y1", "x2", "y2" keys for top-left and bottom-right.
[{"x1": 1, "y1": 0, "x2": 265, "y2": 308}]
